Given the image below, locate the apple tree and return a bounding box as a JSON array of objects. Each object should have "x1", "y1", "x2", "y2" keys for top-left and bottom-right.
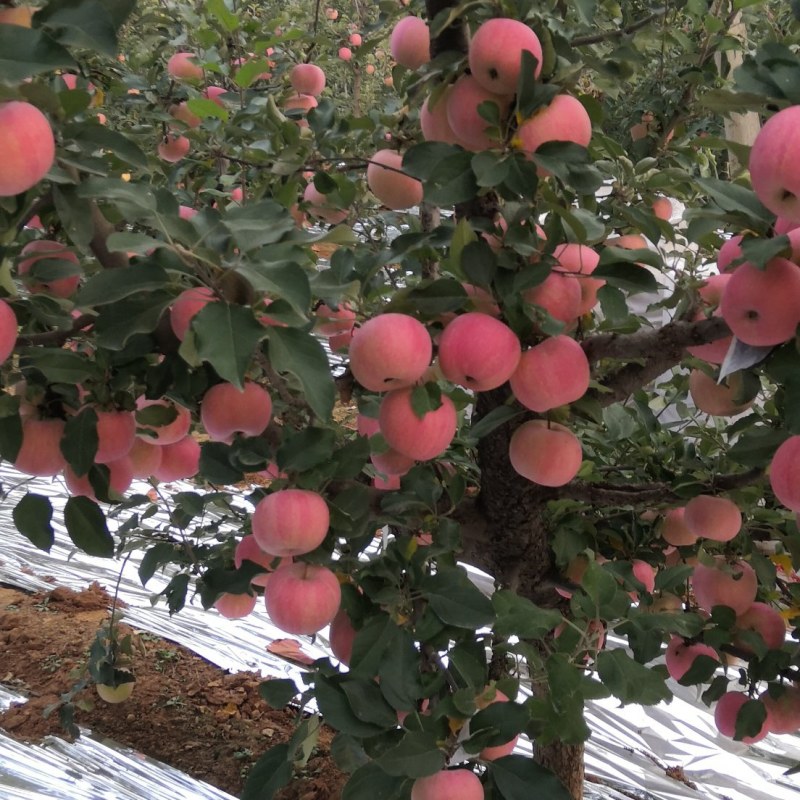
[{"x1": 2, "y1": 0, "x2": 800, "y2": 798}]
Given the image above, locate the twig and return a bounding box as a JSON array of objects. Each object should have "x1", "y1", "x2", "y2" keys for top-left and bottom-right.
[{"x1": 570, "y1": 9, "x2": 665, "y2": 47}]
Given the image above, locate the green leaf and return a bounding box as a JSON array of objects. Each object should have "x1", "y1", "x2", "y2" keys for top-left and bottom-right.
[
  {"x1": 63, "y1": 496, "x2": 114, "y2": 557},
  {"x1": 421, "y1": 567, "x2": 496, "y2": 629},
  {"x1": 233, "y1": 261, "x2": 310, "y2": 316},
  {"x1": 18, "y1": 348, "x2": 102, "y2": 384},
  {"x1": 466, "y1": 406, "x2": 523, "y2": 442},
  {"x1": 60, "y1": 407, "x2": 98, "y2": 476},
  {"x1": 138, "y1": 541, "x2": 178, "y2": 586},
  {"x1": 342, "y1": 762, "x2": 410, "y2": 800},
  {"x1": 76, "y1": 264, "x2": 170, "y2": 307},
  {"x1": 402, "y1": 142, "x2": 463, "y2": 180},
  {"x1": 490, "y1": 756, "x2": 572, "y2": 800},
  {"x1": 234, "y1": 57, "x2": 270, "y2": 88},
  {"x1": 240, "y1": 744, "x2": 292, "y2": 800},
  {"x1": 37, "y1": 0, "x2": 119, "y2": 56},
  {"x1": 266, "y1": 327, "x2": 335, "y2": 421},
  {"x1": 425, "y1": 152, "x2": 479, "y2": 206},
  {"x1": 93, "y1": 292, "x2": 174, "y2": 349},
  {"x1": 593, "y1": 259, "x2": 658, "y2": 293},
  {"x1": 728, "y1": 426, "x2": 790, "y2": 467},
  {"x1": 105, "y1": 233, "x2": 166, "y2": 256},
  {"x1": 315, "y1": 675, "x2": 391, "y2": 737},
  {"x1": 186, "y1": 97, "x2": 230, "y2": 122},
  {"x1": 696, "y1": 177, "x2": 773, "y2": 225},
  {"x1": 259, "y1": 679, "x2": 299, "y2": 708},
  {"x1": 734, "y1": 698, "x2": 768, "y2": 741},
  {"x1": 595, "y1": 650, "x2": 671, "y2": 706},
  {"x1": 193, "y1": 302, "x2": 265, "y2": 388},
  {"x1": 225, "y1": 201, "x2": 296, "y2": 251},
  {"x1": 492, "y1": 590, "x2": 563, "y2": 639},
  {"x1": 340, "y1": 679, "x2": 399, "y2": 728},
  {"x1": 277, "y1": 426, "x2": 336, "y2": 472},
  {"x1": 207, "y1": 0, "x2": 239, "y2": 31},
  {"x1": 198, "y1": 442, "x2": 245, "y2": 485},
  {"x1": 69, "y1": 125, "x2": 148, "y2": 169},
  {"x1": 13, "y1": 493, "x2": 54, "y2": 552},
  {"x1": 0, "y1": 26, "x2": 75, "y2": 82},
  {"x1": 376, "y1": 731, "x2": 444, "y2": 778}
]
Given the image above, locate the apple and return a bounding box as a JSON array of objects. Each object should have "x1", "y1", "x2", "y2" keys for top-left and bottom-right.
[
  {"x1": 15, "y1": 418, "x2": 66, "y2": 477},
  {"x1": 691, "y1": 558, "x2": 757, "y2": 616},
  {"x1": 96, "y1": 681, "x2": 135, "y2": 704},
  {"x1": 508, "y1": 420, "x2": 582, "y2": 487},
  {"x1": 348, "y1": 313, "x2": 432, "y2": 392},
  {"x1": 0, "y1": 6, "x2": 34, "y2": 26},
  {"x1": 761, "y1": 686, "x2": 800, "y2": 734},
  {"x1": 749, "y1": 106, "x2": 800, "y2": 223},
  {"x1": 660, "y1": 507, "x2": 698, "y2": 547},
  {"x1": 303, "y1": 182, "x2": 349, "y2": 224},
  {"x1": 170, "y1": 101, "x2": 201, "y2": 128},
  {"x1": 371, "y1": 447, "x2": 415, "y2": 477},
  {"x1": 158, "y1": 133, "x2": 190, "y2": 163},
  {"x1": 315, "y1": 303, "x2": 356, "y2": 337},
  {"x1": 90, "y1": 409, "x2": 137, "y2": 463},
  {"x1": 283, "y1": 93, "x2": 317, "y2": 127},
  {"x1": 523, "y1": 271, "x2": 582, "y2": 326},
  {"x1": 0, "y1": 300, "x2": 17, "y2": 363},
  {"x1": 720, "y1": 257, "x2": 800, "y2": 346},
  {"x1": 264, "y1": 562, "x2": 342, "y2": 635},
  {"x1": 770, "y1": 435, "x2": 800, "y2": 512},
  {"x1": 252, "y1": 489, "x2": 329, "y2": 558},
  {"x1": 389, "y1": 16, "x2": 430, "y2": 70},
  {"x1": 411, "y1": 769, "x2": 483, "y2": 800},
  {"x1": 127, "y1": 437, "x2": 163, "y2": 478},
  {"x1": 515, "y1": 95, "x2": 592, "y2": 164},
  {"x1": 552, "y1": 243, "x2": 603, "y2": 314},
  {"x1": 170, "y1": 286, "x2": 216, "y2": 340},
  {"x1": 446, "y1": 75, "x2": 511, "y2": 151},
  {"x1": 214, "y1": 592, "x2": 257, "y2": 619},
  {"x1": 714, "y1": 691, "x2": 770, "y2": 743},
  {"x1": 167, "y1": 52, "x2": 204, "y2": 82},
  {"x1": 329, "y1": 607, "x2": 357, "y2": 665},
  {"x1": 437, "y1": 312, "x2": 521, "y2": 391},
  {"x1": 200, "y1": 381, "x2": 273, "y2": 443},
  {"x1": 420, "y1": 88, "x2": 461, "y2": 145},
  {"x1": 367, "y1": 150, "x2": 423, "y2": 211},
  {"x1": 716, "y1": 234, "x2": 743, "y2": 272},
  {"x1": 0, "y1": 102, "x2": 55, "y2": 197},
  {"x1": 136, "y1": 397, "x2": 192, "y2": 444},
  {"x1": 357, "y1": 414, "x2": 381, "y2": 438},
  {"x1": 510, "y1": 335, "x2": 590, "y2": 412},
  {"x1": 153, "y1": 435, "x2": 201, "y2": 482},
  {"x1": 469, "y1": 18, "x2": 542, "y2": 94},
  {"x1": 689, "y1": 369, "x2": 753, "y2": 417},
  {"x1": 652, "y1": 197, "x2": 672, "y2": 221},
  {"x1": 18, "y1": 240, "x2": 81, "y2": 298},
  {"x1": 349, "y1": 33, "x2": 362, "y2": 46},
  {"x1": 338, "y1": 47, "x2": 352, "y2": 61},
  {"x1": 290, "y1": 63, "x2": 326, "y2": 97},
  {"x1": 64, "y1": 457, "x2": 134, "y2": 501},
  {"x1": 684, "y1": 495, "x2": 742, "y2": 543},
  {"x1": 735, "y1": 602, "x2": 786, "y2": 651},
  {"x1": 665, "y1": 635, "x2": 719, "y2": 681},
  {"x1": 379, "y1": 388, "x2": 457, "y2": 461},
  {"x1": 474, "y1": 687, "x2": 518, "y2": 760},
  {"x1": 235, "y1": 534, "x2": 280, "y2": 587}
]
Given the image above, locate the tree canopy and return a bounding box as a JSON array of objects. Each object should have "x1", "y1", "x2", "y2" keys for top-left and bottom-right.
[{"x1": 3, "y1": 0, "x2": 800, "y2": 798}]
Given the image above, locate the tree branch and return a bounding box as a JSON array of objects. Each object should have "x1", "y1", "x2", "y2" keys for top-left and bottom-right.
[
  {"x1": 570, "y1": 9, "x2": 665, "y2": 47},
  {"x1": 16, "y1": 314, "x2": 95, "y2": 347}
]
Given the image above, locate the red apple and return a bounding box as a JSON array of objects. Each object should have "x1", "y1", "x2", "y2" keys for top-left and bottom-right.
[
  {"x1": 367, "y1": 150, "x2": 423, "y2": 211},
  {"x1": 200, "y1": 381, "x2": 272, "y2": 443},
  {"x1": 379, "y1": 387, "x2": 457, "y2": 461},
  {"x1": 252, "y1": 489, "x2": 330, "y2": 557},
  {"x1": 0, "y1": 101, "x2": 55, "y2": 197},
  {"x1": 508, "y1": 420, "x2": 582, "y2": 487},
  {"x1": 469, "y1": 18, "x2": 542, "y2": 94},
  {"x1": 264, "y1": 562, "x2": 341, "y2": 635}
]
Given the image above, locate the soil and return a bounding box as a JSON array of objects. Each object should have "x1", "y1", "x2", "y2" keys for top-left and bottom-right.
[{"x1": 0, "y1": 582, "x2": 348, "y2": 799}]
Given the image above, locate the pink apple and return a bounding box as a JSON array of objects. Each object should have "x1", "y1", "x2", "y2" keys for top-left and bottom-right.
[
  {"x1": 437, "y1": 312, "x2": 521, "y2": 391},
  {"x1": 200, "y1": 381, "x2": 272, "y2": 443},
  {"x1": 469, "y1": 18, "x2": 542, "y2": 94},
  {"x1": 553, "y1": 243, "x2": 603, "y2": 315},
  {"x1": 411, "y1": 769, "x2": 483, "y2": 800},
  {"x1": 170, "y1": 286, "x2": 216, "y2": 340},
  {"x1": 170, "y1": 102, "x2": 201, "y2": 128},
  {"x1": 214, "y1": 592, "x2": 257, "y2": 619},
  {"x1": 660, "y1": 507, "x2": 698, "y2": 547},
  {"x1": 446, "y1": 75, "x2": 512, "y2": 151},
  {"x1": 167, "y1": 52, "x2": 204, "y2": 82},
  {"x1": 153, "y1": 435, "x2": 201, "y2": 482},
  {"x1": 714, "y1": 691, "x2": 770, "y2": 743},
  {"x1": 683, "y1": 495, "x2": 742, "y2": 542},
  {"x1": 379, "y1": 387, "x2": 457, "y2": 461},
  {"x1": 158, "y1": 133, "x2": 190, "y2": 163},
  {"x1": 329, "y1": 607, "x2": 357, "y2": 664},
  {"x1": 761, "y1": 686, "x2": 800, "y2": 734},
  {"x1": 235, "y1": 534, "x2": 280, "y2": 587},
  {"x1": 0, "y1": 300, "x2": 17, "y2": 363},
  {"x1": 515, "y1": 95, "x2": 592, "y2": 163},
  {"x1": 252, "y1": 489, "x2": 330, "y2": 557},
  {"x1": 15, "y1": 418, "x2": 66, "y2": 477},
  {"x1": 665, "y1": 635, "x2": 719, "y2": 681},
  {"x1": 523, "y1": 271, "x2": 582, "y2": 326},
  {"x1": 769, "y1": 435, "x2": 800, "y2": 512},
  {"x1": 18, "y1": 240, "x2": 81, "y2": 298},
  {"x1": 127, "y1": 437, "x2": 163, "y2": 478},
  {"x1": 735, "y1": 602, "x2": 786, "y2": 651},
  {"x1": 420, "y1": 88, "x2": 461, "y2": 145},
  {"x1": 691, "y1": 558, "x2": 757, "y2": 616},
  {"x1": 264, "y1": 562, "x2": 341, "y2": 635},
  {"x1": 303, "y1": 183, "x2": 349, "y2": 224},
  {"x1": 338, "y1": 47, "x2": 352, "y2": 61},
  {"x1": 508, "y1": 420, "x2": 582, "y2": 487},
  {"x1": 136, "y1": 397, "x2": 192, "y2": 444},
  {"x1": 64, "y1": 456, "x2": 133, "y2": 501},
  {"x1": 390, "y1": 16, "x2": 430, "y2": 70},
  {"x1": 92, "y1": 409, "x2": 137, "y2": 463},
  {"x1": 348, "y1": 313, "x2": 432, "y2": 392},
  {"x1": 0, "y1": 101, "x2": 55, "y2": 197},
  {"x1": 367, "y1": 150, "x2": 423, "y2": 211},
  {"x1": 290, "y1": 63, "x2": 326, "y2": 97}
]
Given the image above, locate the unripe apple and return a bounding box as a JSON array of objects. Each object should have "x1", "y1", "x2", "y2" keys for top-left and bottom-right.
[
  {"x1": 136, "y1": 397, "x2": 192, "y2": 445},
  {"x1": 15, "y1": 418, "x2": 66, "y2": 477},
  {"x1": 379, "y1": 388, "x2": 457, "y2": 461},
  {"x1": 553, "y1": 243, "x2": 602, "y2": 314},
  {"x1": 515, "y1": 95, "x2": 592, "y2": 163},
  {"x1": 691, "y1": 558, "x2": 757, "y2": 616},
  {"x1": 0, "y1": 102, "x2": 55, "y2": 197},
  {"x1": 749, "y1": 106, "x2": 800, "y2": 223},
  {"x1": 303, "y1": 183, "x2": 348, "y2": 224},
  {"x1": 367, "y1": 149, "x2": 423, "y2": 211},
  {"x1": 348, "y1": 313, "x2": 432, "y2": 392},
  {"x1": 214, "y1": 592, "x2": 257, "y2": 619},
  {"x1": 290, "y1": 63, "x2": 326, "y2": 97},
  {"x1": 96, "y1": 681, "x2": 135, "y2": 704},
  {"x1": 64, "y1": 456, "x2": 134, "y2": 501},
  {"x1": 170, "y1": 286, "x2": 216, "y2": 340},
  {"x1": 720, "y1": 257, "x2": 800, "y2": 346},
  {"x1": 235, "y1": 534, "x2": 279, "y2": 587},
  {"x1": 158, "y1": 133, "x2": 190, "y2": 163},
  {"x1": 770, "y1": 435, "x2": 800, "y2": 512},
  {"x1": 167, "y1": 52, "x2": 204, "y2": 82},
  {"x1": 523, "y1": 271, "x2": 582, "y2": 326},
  {"x1": 252, "y1": 489, "x2": 330, "y2": 558},
  {"x1": 469, "y1": 18, "x2": 542, "y2": 94},
  {"x1": 660, "y1": 507, "x2": 698, "y2": 547},
  {"x1": 665, "y1": 635, "x2": 719, "y2": 681},
  {"x1": 200, "y1": 381, "x2": 272, "y2": 443},
  {"x1": 153, "y1": 435, "x2": 201, "y2": 482},
  {"x1": 411, "y1": 768, "x2": 483, "y2": 800},
  {"x1": 446, "y1": 75, "x2": 512, "y2": 151},
  {"x1": 0, "y1": 299, "x2": 17, "y2": 364},
  {"x1": 329, "y1": 607, "x2": 357, "y2": 664},
  {"x1": 509, "y1": 420, "x2": 582, "y2": 487},
  {"x1": 389, "y1": 16, "x2": 430, "y2": 70},
  {"x1": 510, "y1": 335, "x2": 589, "y2": 412},
  {"x1": 714, "y1": 691, "x2": 770, "y2": 743},
  {"x1": 264, "y1": 562, "x2": 341, "y2": 635},
  {"x1": 735, "y1": 602, "x2": 786, "y2": 651},
  {"x1": 437, "y1": 312, "x2": 521, "y2": 391},
  {"x1": 18, "y1": 240, "x2": 81, "y2": 298}
]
